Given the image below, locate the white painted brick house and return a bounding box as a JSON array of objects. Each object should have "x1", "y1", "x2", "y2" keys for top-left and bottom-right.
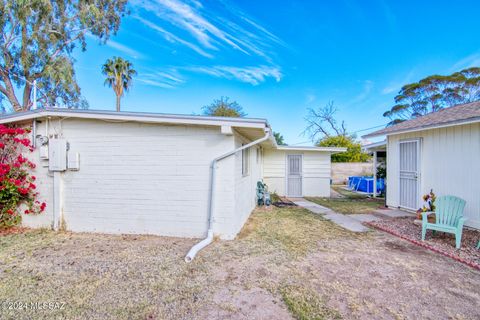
[{"x1": 1, "y1": 109, "x2": 344, "y2": 240}]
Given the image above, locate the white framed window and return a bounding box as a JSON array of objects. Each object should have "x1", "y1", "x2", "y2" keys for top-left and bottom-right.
[{"x1": 242, "y1": 145, "x2": 250, "y2": 176}]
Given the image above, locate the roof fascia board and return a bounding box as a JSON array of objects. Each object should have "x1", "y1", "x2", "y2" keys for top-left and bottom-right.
[
  {"x1": 363, "y1": 117, "x2": 480, "y2": 138},
  {"x1": 276, "y1": 146, "x2": 347, "y2": 152},
  {"x1": 0, "y1": 110, "x2": 267, "y2": 129}
]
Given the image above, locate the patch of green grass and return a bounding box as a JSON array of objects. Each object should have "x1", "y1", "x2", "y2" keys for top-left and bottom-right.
[
  {"x1": 306, "y1": 197, "x2": 383, "y2": 215},
  {"x1": 332, "y1": 186, "x2": 371, "y2": 199},
  {"x1": 306, "y1": 186, "x2": 384, "y2": 214},
  {"x1": 280, "y1": 285, "x2": 342, "y2": 320}
]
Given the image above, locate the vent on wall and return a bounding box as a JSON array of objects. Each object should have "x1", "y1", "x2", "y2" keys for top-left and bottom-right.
[{"x1": 68, "y1": 152, "x2": 80, "y2": 171}]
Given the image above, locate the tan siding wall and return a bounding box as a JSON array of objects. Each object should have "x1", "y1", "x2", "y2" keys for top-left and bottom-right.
[
  {"x1": 303, "y1": 152, "x2": 331, "y2": 197},
  {"x1": 263, "y1": 149, "x2": 331, "y2": 197},
  {"x1": 387, "y1": 123, "x2": 480, "y2": 228},
  {"x1": 262, "y1": 149, "x2": 286, "y2": 196},
  {"x1": 23, "y1": 118, "x2": 236, "y2": 238}
]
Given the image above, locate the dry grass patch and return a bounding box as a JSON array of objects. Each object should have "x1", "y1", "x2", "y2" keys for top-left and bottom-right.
[
  {"x1": 0, "y1": 207, "x2": 355, "y2": 319},
  {"x1": 280, "y1": 285, "x2": 342, "y2": 320},
  {"x1": 2, "y1": 206, "x2": 476, "y2": 319},
  {"x1": 0, "y1": 230, "x2": 212, "y2": 319},
  {"x1": 238, "y1": 206, "x2": 356, "y2": 257}
]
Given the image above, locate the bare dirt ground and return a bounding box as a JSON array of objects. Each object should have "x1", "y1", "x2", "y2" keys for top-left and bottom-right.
[{"x1": 1, "y1": 206, "x2": 479, "y2": 320}]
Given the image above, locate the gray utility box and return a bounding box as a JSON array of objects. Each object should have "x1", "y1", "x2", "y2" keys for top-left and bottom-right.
[{"x1": 48, "y1": 139, "x2": 67, "y2": 172}]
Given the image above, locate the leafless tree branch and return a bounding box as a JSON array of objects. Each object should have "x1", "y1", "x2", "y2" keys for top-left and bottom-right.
[{"x1": 303, "y1": 101, "x2": 348, "y2": 142}]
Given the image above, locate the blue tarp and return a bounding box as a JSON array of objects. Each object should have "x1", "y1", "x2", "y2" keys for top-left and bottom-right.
[{"x1": 348, "y1": 176, "x2": 385, "y2": 194}]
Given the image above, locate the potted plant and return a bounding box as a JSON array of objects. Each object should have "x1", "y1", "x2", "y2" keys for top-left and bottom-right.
[{"x1": 416, "y1": 189, "x2": 436, "y2": 222}]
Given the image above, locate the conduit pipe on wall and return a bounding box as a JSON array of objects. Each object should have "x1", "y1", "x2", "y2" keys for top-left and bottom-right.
[{"x1": 185, "y1": 128, "x2": 272, "y2": 262}]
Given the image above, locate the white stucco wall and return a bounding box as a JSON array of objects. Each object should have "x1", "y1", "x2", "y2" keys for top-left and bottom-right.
[
  {"x1": 386, "y1": 123, "x2": 480, "y2": 229},
  {"x1": 263, "y1": 149, "x2": 332, "y2": 197},
  {"x1": 22, "y1": 118, "x2": 236, "y2": 238}
]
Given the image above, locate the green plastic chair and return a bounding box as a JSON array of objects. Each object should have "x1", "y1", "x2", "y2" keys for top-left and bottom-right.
[{"x1": 421, "y1": 195, "x2": 466, "y2": 249}]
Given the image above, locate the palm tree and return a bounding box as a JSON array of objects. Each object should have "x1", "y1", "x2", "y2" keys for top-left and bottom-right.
[{"x1": 102, "y1": 57, "x2": 137, "y2": 112}]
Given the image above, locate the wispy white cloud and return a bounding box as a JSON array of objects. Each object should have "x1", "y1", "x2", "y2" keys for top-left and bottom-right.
[
  {"x1": 217, "y1": 0, "x2": 287, "y2": 48},
  {"x1": 133, "y1": 0, "x2": 247, "y2": 53},
  {"x1": 186, "y1": 0, "x2": 203, "y2": 9},
  {"x1": 305, "y1": 93, "x2": 316, "y2": 104},
  {"x1": 186, "y1": 65, "x2": 282, "y2": 85},
  {"x1": 137, "y1": 69, "x2": 185, "y2": 89},
  {"x1": 378, "y1": 0, "x2": 397, "y2": 32},
  {"x1": 106, "y1": 40, "x2": 144, "y2": 59},
  {"x1": 382, "y1": 69, "x2": 416, "y2": 94},
  {"x1": 134, "y1": 16, "x2": 214, "y2": 58},
  {"x1": 86, "y1": 33, "x2": 144, "y2": 59},
  {"x1": 129, "y1": 0, "x2": 286, "y2": 86},
  {"x1": 349, "y1": 80, "x2": 374, "y2": 104},
  {"x1": 382, "y1": 84, "x2": 398, "y2": 95},
  {"x1": 130, "y1": 0, "x2": 283, "y2": 61},
  {"x1": 450, "y1": 51, "x2": 480, "y2": 72},
  {"x1": 239, "y1": 15, "x2": 286, "y2": 47}
]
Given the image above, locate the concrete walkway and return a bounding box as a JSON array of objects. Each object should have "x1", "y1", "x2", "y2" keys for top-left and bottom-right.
[
  {"x1": 373, "y1": 208, "x2": 415, "y2": 218},
  {"x1": 291, "y1": 199, "x2": 370, "y2": 232}
]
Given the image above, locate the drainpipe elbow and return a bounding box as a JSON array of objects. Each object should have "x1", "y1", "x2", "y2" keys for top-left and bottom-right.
[{"x1": 184, "y1": 229, "x2": 214, "y2": 263}]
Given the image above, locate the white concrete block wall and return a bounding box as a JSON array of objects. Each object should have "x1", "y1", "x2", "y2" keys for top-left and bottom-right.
[
  {"x1": 24, "y1": 118, "x2": 236, "y2": 238},
  {"x1": 19, "y1": 117, "x2": 337, "y2": 239},
  {"x1": 386, "y1": 123, "x2": 480, "y2": 228},
  {"x1": 222, "y1": 133, "x2": 262, "y2": 239},
  {"x1": 21, "y1": 124, "x2": 54, "y2": 229}
]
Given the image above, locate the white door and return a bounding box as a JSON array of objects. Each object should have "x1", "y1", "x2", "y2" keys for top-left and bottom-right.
[
  {"x1": 287, "y1": 155, "x2": 302, "y2": 197},
  {"x1": 399, "y1": 140, "x2": 420, "y2": 210}
]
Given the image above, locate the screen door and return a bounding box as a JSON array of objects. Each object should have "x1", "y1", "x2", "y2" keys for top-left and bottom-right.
[
  {"x1": 287, "y1": 155, "x2": 303, "y2": 197},
  {"x1": 399, "y1": 140, "x2": 420, "y2": 210}
]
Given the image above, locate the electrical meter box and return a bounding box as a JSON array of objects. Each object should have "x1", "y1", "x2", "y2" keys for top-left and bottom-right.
[
  {"x1": 48, "y1": 139, "x2": 67, "y2": 171},
  {"x1": 39, "y1": 145, "x2": 49, "y2": 159}
]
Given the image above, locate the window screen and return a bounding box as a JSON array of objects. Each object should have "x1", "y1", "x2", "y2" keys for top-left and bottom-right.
[{"x1": 242, "y1": 145, "x2": 250, "y2": 176}]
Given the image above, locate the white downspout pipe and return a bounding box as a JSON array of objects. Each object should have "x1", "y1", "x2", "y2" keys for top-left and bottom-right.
[
  {"x1": 373, "y1": 151, "x2": 377, "y2": 198},
  {"x1": 32, "y1": 80, "x2": 37, "y2": 110},
  {"x1": 185, "y1": 128, "x2": 272, "y2": 262}
]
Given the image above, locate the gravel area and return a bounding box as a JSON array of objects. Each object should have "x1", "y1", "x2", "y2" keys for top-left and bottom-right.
[
  {"x1": 0, "y1": 226, "x2": 28, "y2": 236},
  {"x1": 1, "y1": 207, "x2": 479, "y2": 319},
  {"x1": 369, "y1": 217, "x2": 480, "y2": 268}
]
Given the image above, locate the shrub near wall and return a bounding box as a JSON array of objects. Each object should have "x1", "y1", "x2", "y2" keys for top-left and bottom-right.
[{"x1": 0, "y1": 125, "x2": 45, "y2": 228}]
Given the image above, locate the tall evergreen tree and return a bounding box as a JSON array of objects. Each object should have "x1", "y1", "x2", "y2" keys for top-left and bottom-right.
[
  {"x1": 383, "y1": 67, "x2": 480, "y2": 125},
  {"x1": 0, "y1": 0, "x2": 127, "y2": 111}
]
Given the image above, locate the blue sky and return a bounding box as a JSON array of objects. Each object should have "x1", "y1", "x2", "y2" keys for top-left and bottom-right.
[{"x1": 74, "y1": 0, "x2": 480, "y2": 145}]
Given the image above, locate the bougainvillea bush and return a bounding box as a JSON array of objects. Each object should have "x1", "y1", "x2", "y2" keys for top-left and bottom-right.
[{"x1": 0, "y1": 124, "x2": 45, "y2": 228}]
